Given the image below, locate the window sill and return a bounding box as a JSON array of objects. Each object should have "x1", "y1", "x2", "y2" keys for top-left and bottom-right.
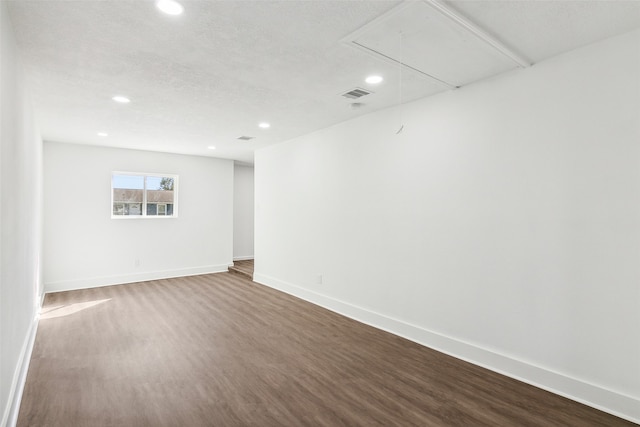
[{"x1": 111, "y1": 215, "x2": 178, "y2": 220}]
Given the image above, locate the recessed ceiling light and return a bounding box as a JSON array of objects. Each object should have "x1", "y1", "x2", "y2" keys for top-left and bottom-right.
[
  {"x1": 97, "y1": 132, "x2": 108, "y2": 137},
  {"x1": 207, "y1": 146, "x2": 216, "y2": 150},
  {"x1": 258, "y1": 122, "x2": 270, "y2": 129},
  {"x1": 112, "y1": 95, "x2": 130, "y2": 104},
  {"x1": 365, "y1": 75, "x2": 384, "y2": 84},
  {"x1": 156, "y1": 0, "x2": 184, "y2": 15}
]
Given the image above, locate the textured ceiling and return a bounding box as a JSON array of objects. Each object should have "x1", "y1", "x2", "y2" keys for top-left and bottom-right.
[
  {"x1": 449, "y1": 0, "x2": 640, "y2": 64},
  {"x1": 6, "y1": 0, "x2": 640, "y2": 164}
]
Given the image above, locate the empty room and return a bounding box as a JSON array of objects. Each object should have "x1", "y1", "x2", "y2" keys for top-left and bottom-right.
[{"x1": 1, "y1": 0, "x2": 639, "y2": 426}]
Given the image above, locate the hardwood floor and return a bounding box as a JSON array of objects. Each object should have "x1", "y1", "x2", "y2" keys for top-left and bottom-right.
[
  {"x1": 228, "y1": 259, "x2": 254, "y2": 279},
  {"x1": 18, "y1": 273, "x2": 634, "y2": 426}
]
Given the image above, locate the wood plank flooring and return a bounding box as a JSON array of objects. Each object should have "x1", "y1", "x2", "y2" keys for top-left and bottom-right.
[
  {"x1": 228, "y1": 259, "x2": 254, "y2": 280},
  {"x1": 18, "y1": 273, "x2": 634, "y2": 426}
]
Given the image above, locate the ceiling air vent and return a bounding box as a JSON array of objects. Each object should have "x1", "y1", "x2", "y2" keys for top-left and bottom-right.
[
  {"x1": 341, "y1": 88, "x2": 372, "y2": 99},
  {"x1": 237, "y1": 136, "x2": 255, "y2": 141}
]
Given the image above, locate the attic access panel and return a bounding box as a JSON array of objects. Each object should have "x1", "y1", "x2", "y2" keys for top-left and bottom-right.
[{"x1": 342, "y1": 0, "x2": 529, "y2": 88}]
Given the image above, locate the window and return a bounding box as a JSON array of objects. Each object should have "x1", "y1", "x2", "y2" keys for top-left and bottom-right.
[{"x1": 112, "y1": 172, "x2": 178, "y2": 218}]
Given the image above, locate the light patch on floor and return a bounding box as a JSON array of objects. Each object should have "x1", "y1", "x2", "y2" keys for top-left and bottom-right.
[{"x1": 40, "y1": 298, "x2": 111, "y2": 320}]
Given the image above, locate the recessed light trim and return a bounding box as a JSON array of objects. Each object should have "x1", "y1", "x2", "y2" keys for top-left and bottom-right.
[
  {"x1": 258, "y1": 122, "x2": 270, "y2": 129},
  {"x1": 365, "y1": 75, "x2": 383, "y2": 84},
  {"x1": 112, "y1": 95, "x2": 131, "y2": 104},
  {"x1": 97, "y1": 132, "x2": 108, "y2": 137},
  {"x1": 156, "y1": 0, "x2": 184, "y2": 15},
  {"x1": 207, "y1": 146, "x2": 216, "y2": 150}
]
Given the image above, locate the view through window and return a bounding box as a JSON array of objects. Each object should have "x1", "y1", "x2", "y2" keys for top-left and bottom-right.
[{"x1": 112, "y1": 173, "x2": 178, "y2": 218}]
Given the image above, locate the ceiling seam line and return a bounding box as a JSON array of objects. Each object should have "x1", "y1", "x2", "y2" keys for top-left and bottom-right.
[{"x1": 351, "y1": 41, "x2": 458, "y2": 89}]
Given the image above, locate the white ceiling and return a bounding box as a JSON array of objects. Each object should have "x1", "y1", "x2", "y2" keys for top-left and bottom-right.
[{"x1": 7, "y1": 0, "x2": 640, "y2": 165}]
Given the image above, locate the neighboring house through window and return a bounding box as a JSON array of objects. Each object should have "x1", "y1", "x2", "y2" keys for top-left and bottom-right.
[{"x1": 112, "y1": 172, "x2": 178, "y2": 218}]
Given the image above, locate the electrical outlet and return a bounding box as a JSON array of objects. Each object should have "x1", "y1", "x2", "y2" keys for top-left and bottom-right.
[
  {"x1": 316, "y1": 274, "x2": 323, "y2": 285},
  {"x1": 135, "y1": 258, "x2": 140, "y2": 268}
]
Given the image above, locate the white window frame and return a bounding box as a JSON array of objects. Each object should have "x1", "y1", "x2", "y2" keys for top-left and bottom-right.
[{"x1": 111, "y1": 172, "x2": 179, "y2": 219}]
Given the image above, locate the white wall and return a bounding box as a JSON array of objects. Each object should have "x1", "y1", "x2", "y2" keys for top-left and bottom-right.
[
  {"x1": 233, "y1": 164, "x2": 254, "y2": 260},
  {"x1": 255, "y1": 29, "x2": 640, "y2": 422},
  {"x1": 44, "y1": 143, "x2": 233, "y2": 292},
  {"x1": 0, "y1": 3, "x2": 44, "y2": 426}
]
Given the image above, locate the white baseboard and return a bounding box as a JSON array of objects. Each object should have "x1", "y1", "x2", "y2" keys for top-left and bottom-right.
[
  {"x1": 233, "y1": 256, "x2": 254, "y2": 261},
  {"x1": 2, "y1": 314, "x2": 39, "y2": 427},
  {"x1": 44, "y1": 264, "x2": 230, "y2": 293},
  {"x1": 253, "y1": 272, "x2": 640, "y2": 424}
]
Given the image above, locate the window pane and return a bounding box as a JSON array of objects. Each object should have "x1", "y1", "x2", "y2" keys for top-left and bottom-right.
[
  {"x1": 113, "y1": 203, "x2": 125, "y2": 215},
  {"x1": 147, "y1": 203, "x2": 157, "y2": 216},
  {"x1": 146, "y1": 176, "x2": 175, "y2": 216},
  {"x1": 113, "y1": 175, "x2": 144, "y2": 216},
  {"x1": 127, "y1": 203, "x2": 142, "y2": 215}
]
